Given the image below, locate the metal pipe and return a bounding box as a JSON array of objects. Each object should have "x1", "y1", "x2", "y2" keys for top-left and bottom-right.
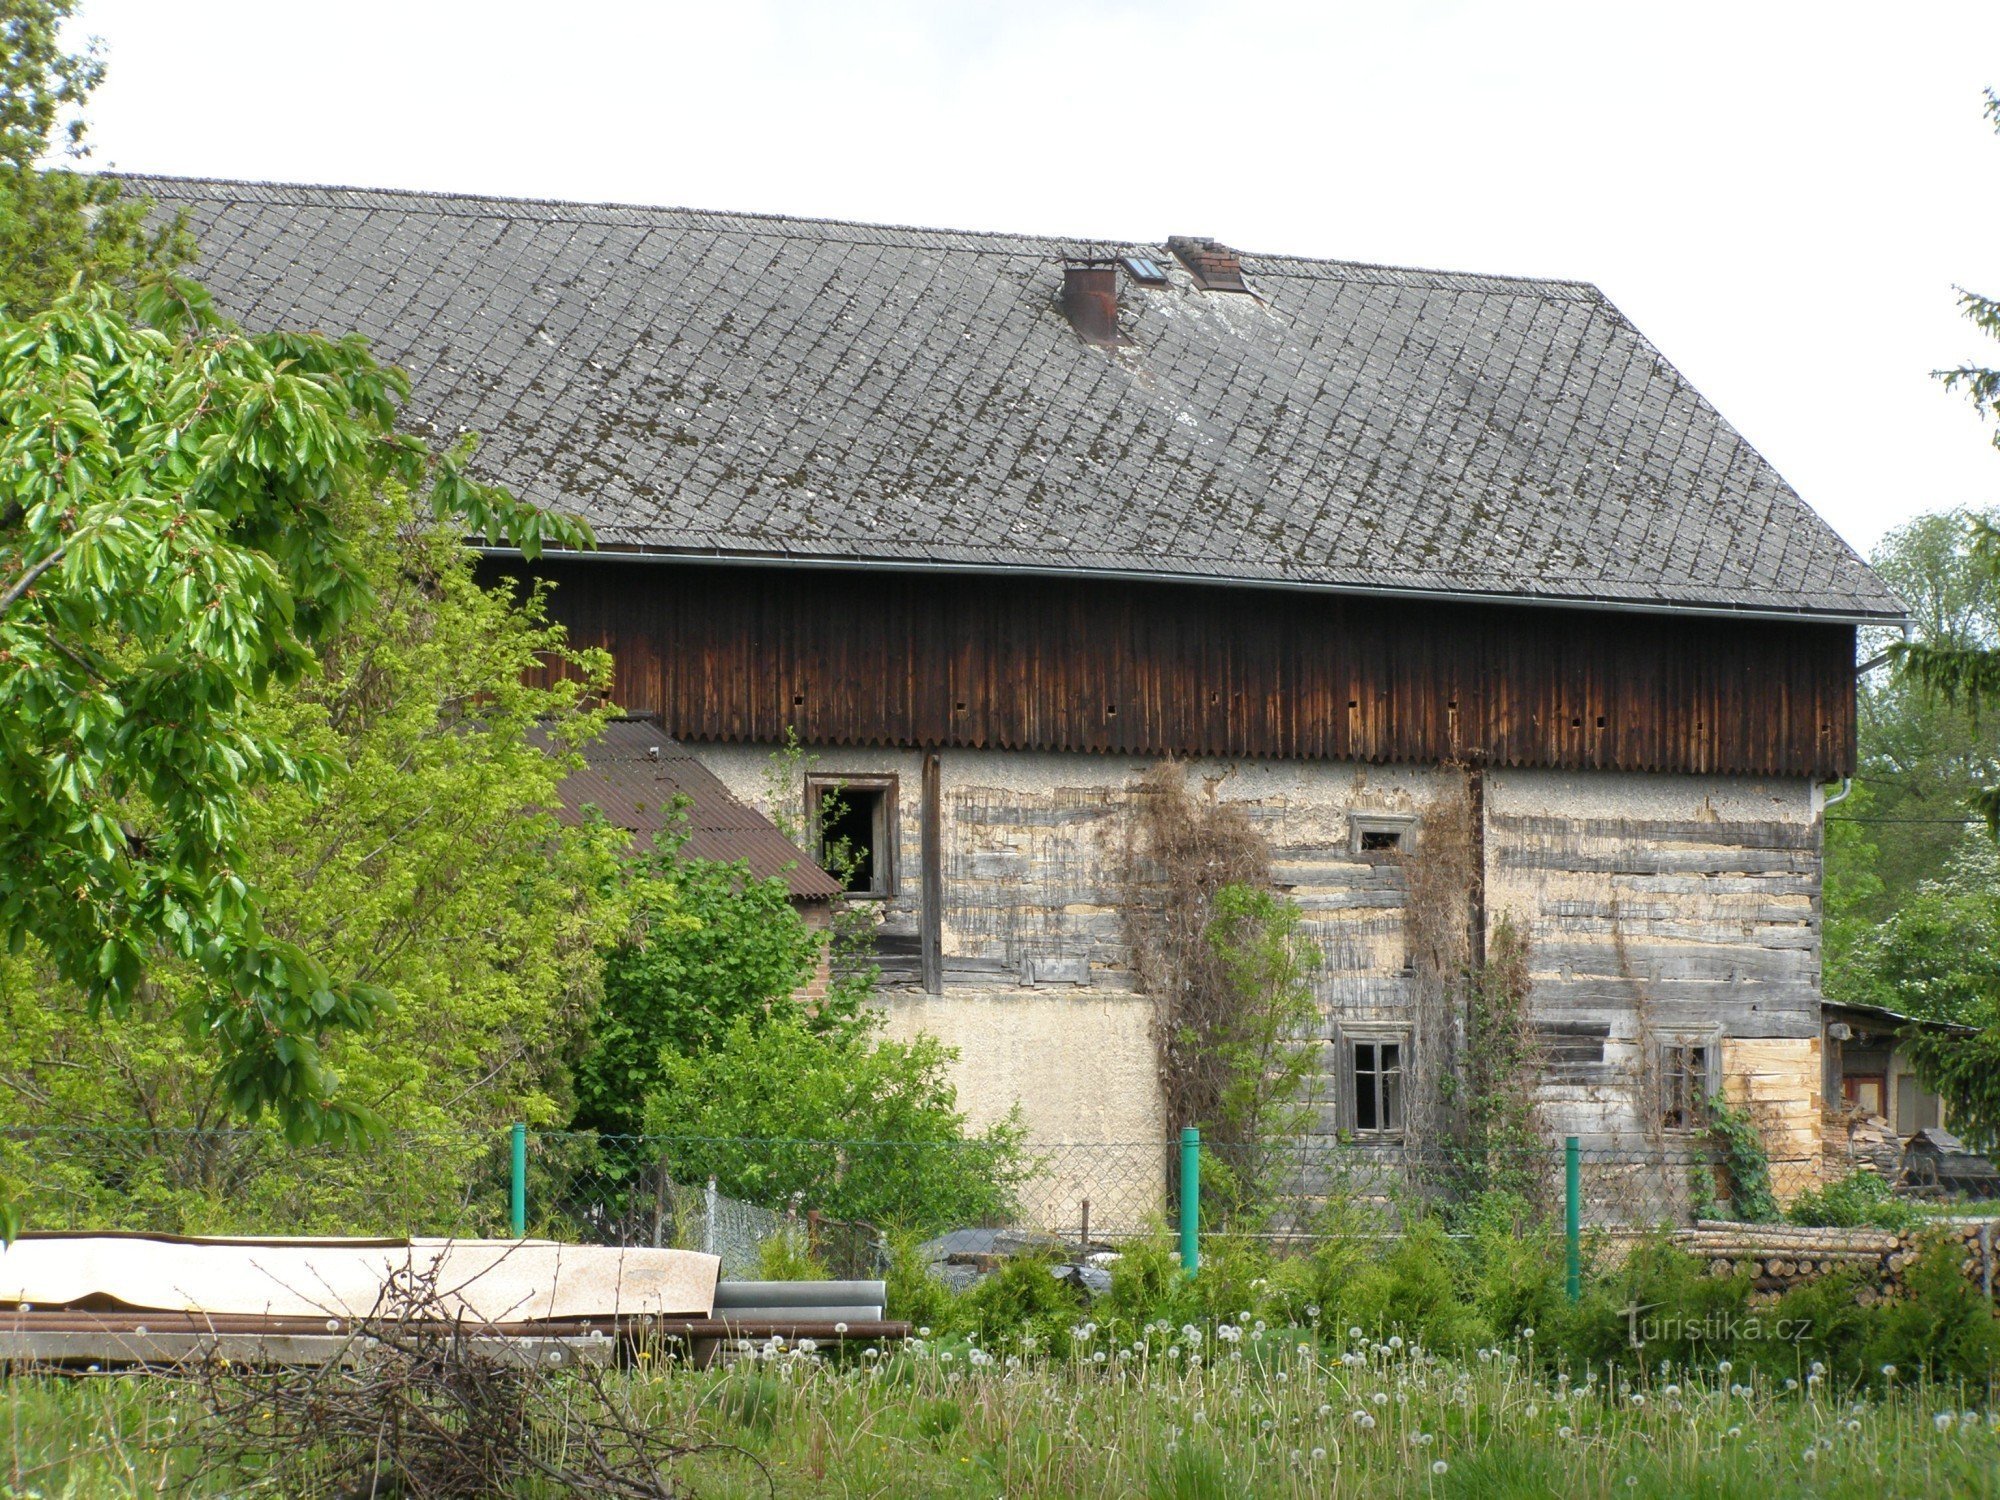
[
  {"x1": 509, "y1": 1123, "x2": 528, "y2": 1239},
  {"x1": 1823, "y1": 778, "x2": 1854, "y2": 809},
  {"x1": 1565, "y1": 1137, "x2": 1582, "y2": 1303},
  {"x1": 1180, "y1": 1127, "x2": 1201, "y2": 1278}
]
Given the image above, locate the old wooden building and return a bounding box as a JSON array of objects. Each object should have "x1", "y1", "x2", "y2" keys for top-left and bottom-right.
[{"x1": 149, "y1": 179, "x2": 1902, "y2": 1197}]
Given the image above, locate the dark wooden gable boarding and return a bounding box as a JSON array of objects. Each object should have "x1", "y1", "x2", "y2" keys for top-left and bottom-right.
[{"x1": 502, "y1": 560, "x2": 1854, "y2": 779}]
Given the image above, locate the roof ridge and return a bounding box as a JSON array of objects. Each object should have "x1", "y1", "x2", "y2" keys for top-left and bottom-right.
[{"x1": 114, "y1": 172, "x2": 1596, "y2": 294}]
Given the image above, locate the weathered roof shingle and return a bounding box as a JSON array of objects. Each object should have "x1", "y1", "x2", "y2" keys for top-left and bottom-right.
[
  {"x1": 134, "y1": 177, "x2": 1899, "y2": 621},
  {"x1": 551, "y1": 720, "x2": 840, "y2": 901}
]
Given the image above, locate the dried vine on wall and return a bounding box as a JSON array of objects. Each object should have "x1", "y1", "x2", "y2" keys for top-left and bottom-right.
[
  {"x1": 1400, "y1": 771, "x2": 1546, "y2": 1198},
  {"x1": 1119, "y1": 763, "x2": 1317, "y2": 1209},
  {"x1": 1400, "y1": 775, "x2": 1478, "y2": 1151},
  {"x1": 1463, "y1": 913, "x2": 1546, "y2": 1203}
]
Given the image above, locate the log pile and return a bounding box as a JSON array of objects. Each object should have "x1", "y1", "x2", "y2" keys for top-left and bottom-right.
[{"x1": 1673, "y1": 1218, "x2": 1999, "y2": 1301}]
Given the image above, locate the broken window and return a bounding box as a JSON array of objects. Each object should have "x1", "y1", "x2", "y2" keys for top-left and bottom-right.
[
  {"x1": 1659, "y1": 1042, "x2": 1713, "y2": 1130},
  {"x1": 1349, "y1": 812, "x2": 1416, "y2": 857},
  {"x1": 1347, "y1": 1035, "x2": 1407, "y2": 1136},
  {"x1": 807, "y1": 774, "x2": 898, "y2": 897}
]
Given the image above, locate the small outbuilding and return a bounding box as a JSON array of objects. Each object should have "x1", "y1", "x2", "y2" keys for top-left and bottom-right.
[{"x1": 1821, "y1": 1000, "x2": 1967, "y2": 1141}]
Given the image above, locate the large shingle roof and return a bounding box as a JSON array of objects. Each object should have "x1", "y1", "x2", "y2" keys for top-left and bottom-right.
[{"x1": 135, "y1": 176, "x2": 1899, "y2": 621}]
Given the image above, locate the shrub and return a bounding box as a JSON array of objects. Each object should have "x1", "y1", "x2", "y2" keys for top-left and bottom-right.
[
  {"x1": 641, "y1": 1012, "x2": 1026, "y2": 1232},
  {"x1": 963, "y1": 1254, "x2": 1086, "y2": 1357},
  {"x1": 1468, "y1": 1219, "x2": 1571, "y2": 1343},
  {"x1": 1787, "y1": 1171, "x2": 1929, "y2": 1232},
  {"x1": 1553, "y1": 1234, "x2": 1756, "y2": 1373},
  {"x1": 576, "y1": 851, "x2": 821, "y2": 1141},
  {"x1": 1857, "y1": 1233, "x2": 2000, "y2": 1386},
  {"x1": 1103, "y1": 1230, "x2": 1200, "y2": 1333},
  {"x1": 1331, "y1": 1219, "x2": 1489, "y2": 1352},
  {"x1": 882, "y1": 1230, "x2": 963, "y2": 1341},
  {"x1": 755, "y1": 1226, "x2": 828, "y2": 1282}
]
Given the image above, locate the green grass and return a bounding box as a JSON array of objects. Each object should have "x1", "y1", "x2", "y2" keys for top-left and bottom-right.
[{"x1": 5, "y1": 1330, "x2": 1999, "y2": 1497}]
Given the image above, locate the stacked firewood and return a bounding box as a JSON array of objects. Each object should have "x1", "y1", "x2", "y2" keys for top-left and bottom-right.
[{"x1": 1673, "y1": 1219, "x2": 1999, "y2": 1301}]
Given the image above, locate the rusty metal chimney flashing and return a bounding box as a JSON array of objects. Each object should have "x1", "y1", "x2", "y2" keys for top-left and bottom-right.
[{"x1": 1061, "y1": 261, "x2": 1123, "y2": 348}]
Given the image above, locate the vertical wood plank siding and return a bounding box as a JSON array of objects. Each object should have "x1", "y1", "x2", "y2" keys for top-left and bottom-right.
[{"x1": 496, "y1": 561, "x2": 1856, "y2": 778}]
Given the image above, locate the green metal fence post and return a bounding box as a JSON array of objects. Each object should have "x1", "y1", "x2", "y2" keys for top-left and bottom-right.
[
  {"x1": 1564, "y1": 1135, "x2": 1581, "y2": 1302},
  {"x1": 1179, "y1": 1126, "x2": 1201, "y2": 1277},
  {"x1": 509, "y1": 1123, "x2": 528, "y2": 1239}
]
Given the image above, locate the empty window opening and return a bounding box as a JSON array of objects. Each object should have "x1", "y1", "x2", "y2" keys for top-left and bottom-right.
[
  {"x1": 1350, "y1": 813, "x2": 1416, "y2": 857},
  {"x1": 1351, "y1": 1040, "x2": 1405, "y2": 1134},
  {"x1": 1660, "y1": 1043, "x2": 1712, "y2": 1130},
  {"x1": 808, "y1": 775, "x2": 897, "y2": 897},
  {"x1": 1539, "y1": 1022, "x2": 1610, "y2": 1065}
]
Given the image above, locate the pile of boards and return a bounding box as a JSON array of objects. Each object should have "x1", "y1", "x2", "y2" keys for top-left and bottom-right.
[
  {"x1": 0, "y1": 1233, "x2": 904, "y2": 1368},
  {"x1": 1673, "y1": 1218, "x2": 1999, "y2": 1301}
]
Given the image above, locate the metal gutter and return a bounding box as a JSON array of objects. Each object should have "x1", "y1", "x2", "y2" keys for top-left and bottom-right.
[{"x1": 475, "y1": 544, "x2": 1907, "y2": 629}]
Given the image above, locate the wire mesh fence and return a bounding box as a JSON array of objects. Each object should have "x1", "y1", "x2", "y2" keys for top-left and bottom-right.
[{"x1": 5, "y1": 1124, "x2": 1929, "y2": 1266}]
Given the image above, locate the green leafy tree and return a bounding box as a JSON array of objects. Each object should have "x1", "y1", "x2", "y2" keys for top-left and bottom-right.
[
  {"x1": 1, "y1": 10, "x2": 590, "y2": 1142},
  {"x1": 0, "y1": 487, "x2": 627, "y2": 1229},
  {"x1": 1199, "y1": 881, "x2": 1321, "y2": 1217},
  {"x1": 1875, "y1": 88, "x2": 2000, "y2": 1143},
  {"x1": 0, "y1": 1, "x2": 191, "y2": 316},
  {"x1": 575, "y1": 848, "x2": 822, "y2": 1140},
  {"x1": 0, "y1": 286, "x2": 590, "y2": 1141},
  {"x1": 1842, "y1": 510, "x2": 2000, "y2": 905},
  {"x1": 641, "y1": 1009, "x2": 1025, "y2": 1232}
]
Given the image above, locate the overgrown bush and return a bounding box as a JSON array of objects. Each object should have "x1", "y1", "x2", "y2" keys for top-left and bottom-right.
[
  {"x1": 1120, "y1": 765, "x2": 1315, "y2": 1221},
  {"x1": 901, "y1": 1216, "x2": 2000, "y2": 1394},
  {"x1": 641, "y1": 1013, "x2": 1026, "y2": 1232},
  {"x1": 962, "y1": 1253, "x2": 1088, "y2": 1357},
  {"x1": 1787, "y1": 1171, "x2": 1930, "y2": 1231},
  {"x1": 576, "y1": 848, "x2": 822, "y2": 1141}
]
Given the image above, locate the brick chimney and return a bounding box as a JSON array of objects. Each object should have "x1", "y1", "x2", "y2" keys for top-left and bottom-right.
[
  {"x1": 1061, "y1": 262, "x2": 1121, "y2": 347},
  {"x1": 1167, "y1": 236, "x2": 1249, "y2": 293}
]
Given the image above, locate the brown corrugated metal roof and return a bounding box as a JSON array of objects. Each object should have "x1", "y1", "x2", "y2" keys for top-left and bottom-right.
[{"x1": 547, "y1": 720, "x2": 841, "y2": 900}]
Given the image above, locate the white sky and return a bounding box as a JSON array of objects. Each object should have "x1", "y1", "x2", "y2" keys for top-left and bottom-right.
[{"x1": 66, "y1": 0, "x2": 2000, "y2": 561}]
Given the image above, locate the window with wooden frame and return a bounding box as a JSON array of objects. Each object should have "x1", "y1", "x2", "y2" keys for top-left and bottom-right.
[
  {"x1": 1658, "y1": 1039, "x2": 1718, "y2": 1131},
  {"x1": 1339, "y1": 1029, "x2": 1409, "y2": 1137},
  {"x1": 806, "y1": 773, "x2": 899, "y2": 897},
  {"x1": 1348, "y1": 811, "x2": 1417, "y2": 858}
]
